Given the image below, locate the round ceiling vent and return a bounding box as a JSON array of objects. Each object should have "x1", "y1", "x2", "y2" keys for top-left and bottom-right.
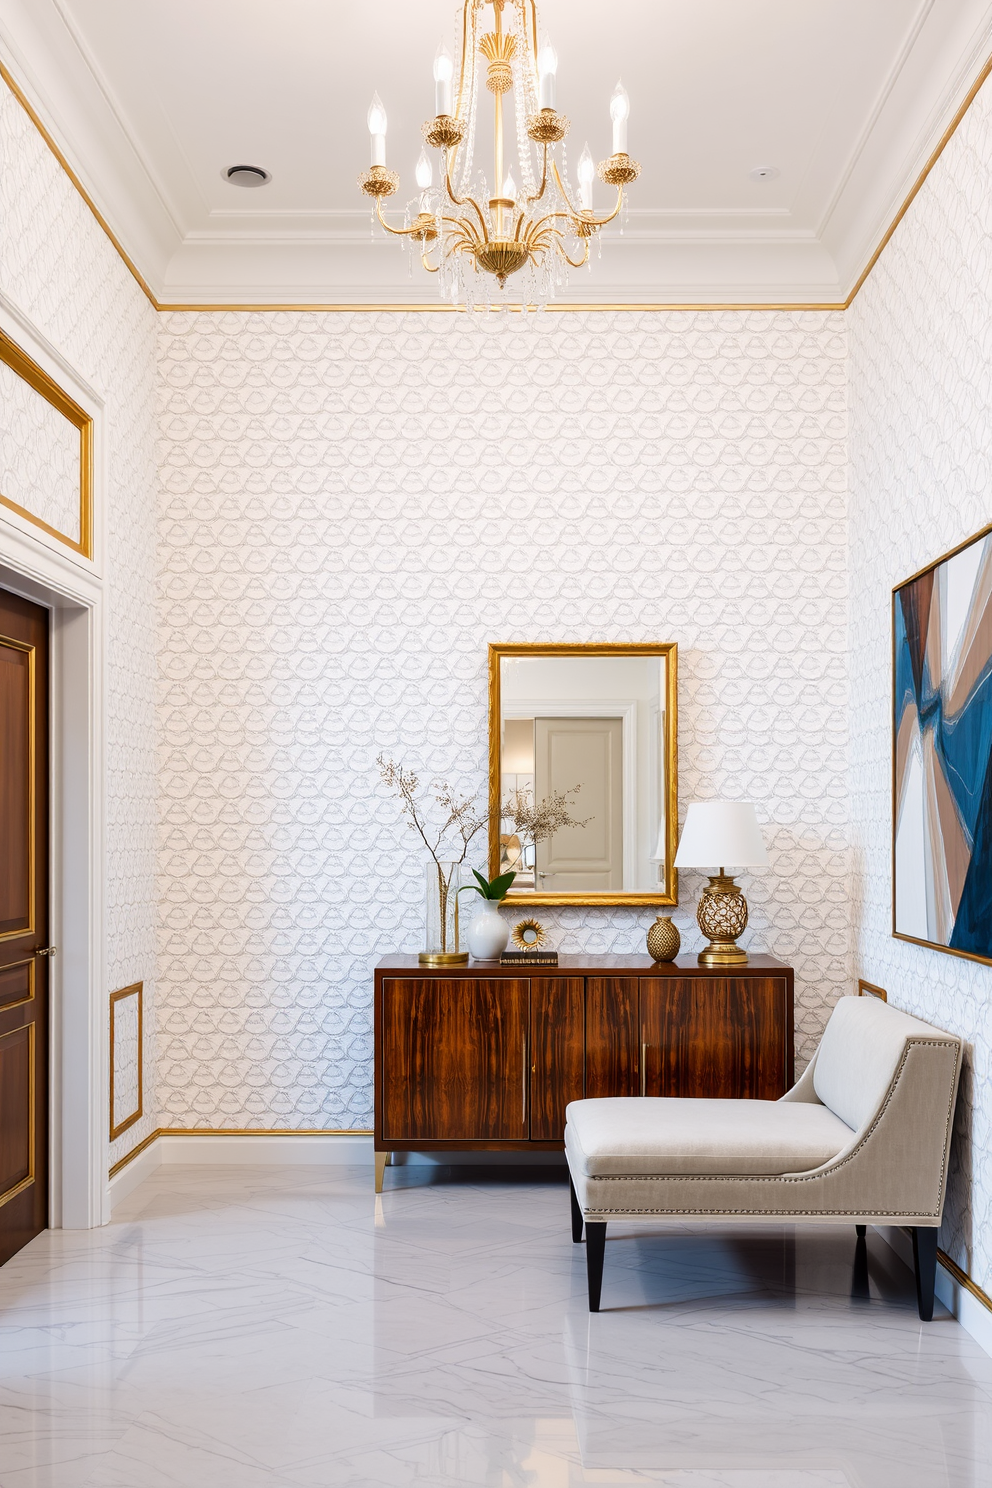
[
  {"x1": 749, "y1": 166, "x2": 780, "y2": 182},
  {"x1": 225, "y1": 165, "x2": 271, "y2": 187}
]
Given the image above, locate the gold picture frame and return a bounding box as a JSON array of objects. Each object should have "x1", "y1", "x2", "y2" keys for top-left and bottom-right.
[
  {"x1": 0, "y1": 329, "x2": 93, "y2": 559},
  {"x1": 488, "y1": 641, "x2": 678, "y2": 906}
]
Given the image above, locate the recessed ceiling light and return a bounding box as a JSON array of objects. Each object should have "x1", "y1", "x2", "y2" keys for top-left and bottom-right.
[
  {"x1": 749, "y1": 166, "x2": 780, "y2": 182},
  {"x1": 225, "y1": 165, "x2": 271, "y2": 187}
]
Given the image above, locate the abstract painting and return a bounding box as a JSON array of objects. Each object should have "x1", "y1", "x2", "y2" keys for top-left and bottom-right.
[{"x1": 894, "y1": 525, "x2": 992, "y2": 964}]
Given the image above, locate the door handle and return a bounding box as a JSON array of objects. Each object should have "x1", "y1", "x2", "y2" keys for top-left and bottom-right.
[
  {"x1": 35, "y1": 947, "x2": 57, "y2": 957},
  {"x1": 640, "y1": 1041, "x2": 648, "y2": 1098}
]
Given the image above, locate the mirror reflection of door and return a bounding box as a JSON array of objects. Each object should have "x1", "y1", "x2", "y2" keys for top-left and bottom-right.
[{"x1": 534, "y1": 716, "x2": 623, "y2": 892}]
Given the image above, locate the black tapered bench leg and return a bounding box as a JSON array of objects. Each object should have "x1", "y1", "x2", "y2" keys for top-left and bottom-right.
[
  {"x1": 569, "y1": 1177, "x2": 583, "y2": 1243},
  {"x1": 912, "y1": 1226, "x2": 938, "y2": 1321},
  {"x1": 585, "y1": 1222, "x2": 607, "y2": 1311},
  {"x1": 855, "y1": 1224, "x2": 866, "y2": 1238}
]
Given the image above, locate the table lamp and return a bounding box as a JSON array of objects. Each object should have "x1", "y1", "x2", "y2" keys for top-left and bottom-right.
[{"x1": 674, "y1": 801, "x2": 768, "y2": 966}]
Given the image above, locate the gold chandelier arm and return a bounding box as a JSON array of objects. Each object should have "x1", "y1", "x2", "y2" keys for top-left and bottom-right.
[
  {"x1": 552, "y1": 232, "x2": 591, "y2": 269},
  {"x1": 444, "y1": 165, "x2": 488, "y2": 243},
  {"x1": 421, "y1": 252, "x2": 440, "y2": 273},
  {"x1": 374, "y1": 197, "x2": 428, "y2": 239},
  {"x1": 527, "y1": 143, "x2": 549, "y2": 205},
  {"x1": 550, "y1": 160, "x2": 624, "y2": 228}
]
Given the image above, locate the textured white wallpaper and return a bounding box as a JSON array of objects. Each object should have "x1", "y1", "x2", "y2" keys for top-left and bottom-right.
[
  {"x1": 849, "y1": 75, "x2": 992, "y2": 1289},
  {"x1": 157, "y1": 308, "x2": 849, "y2": 1130},
  {"x1": 0, "y1": 360, "x2": 80, "y2": 544},
  {"x1": 0, "y1": 77, "x2": 159, "y2": 1170}
]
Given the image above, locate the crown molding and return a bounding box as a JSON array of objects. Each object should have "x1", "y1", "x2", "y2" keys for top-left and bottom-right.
[{"x1": 2, "y1": 5, "x2": 992, "y2": 313}]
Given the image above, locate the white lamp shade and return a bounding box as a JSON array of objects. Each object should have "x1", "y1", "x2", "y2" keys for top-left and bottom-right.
[{"x1": 674, "y1": 801, "x2": 768, "y2": 869}]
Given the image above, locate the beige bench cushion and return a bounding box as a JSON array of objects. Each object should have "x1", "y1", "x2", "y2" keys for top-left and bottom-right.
[{"x1": 565, "y1": 1097, "x2": 856, "y2": 1177}]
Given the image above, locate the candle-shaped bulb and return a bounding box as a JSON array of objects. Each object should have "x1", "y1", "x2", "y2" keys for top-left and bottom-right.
[
  {"x1": 610, "y1": 80, "x2": 629, "y2": 154},
  {"x1": 537, "y1": 34, "x2": 558, "y2": 109},
  {"x1": 502, "y1": 172, "x2": 517, "y2": 203},
  {"x1": 367, "y1": 92, "x2": 388, "y2": 137},
  {"x1": 577, "y1": 143, "x2": 594, "y2": 209},
  {"x1": 367, "y1": 91, "x2": 387, "y2": 165},
  {"x1": 434, "y1": 41, "x2": 454, "y2": 114},
  {"x1": 415, "y1": 150, "x2": 433, "y2": 192}
]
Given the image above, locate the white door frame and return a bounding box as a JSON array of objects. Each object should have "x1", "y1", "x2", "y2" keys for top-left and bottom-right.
[{"x1": 0, "y1": 292, "x2": 108, "y2": 1229}]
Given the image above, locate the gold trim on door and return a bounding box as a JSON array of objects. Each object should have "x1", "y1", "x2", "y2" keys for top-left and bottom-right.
[
  {"x1": 109, "y1": 982, "x2": 143, "y2": 1141},
  {"x1": 0, "y1": 330, "x2": 94, "y2": 559},
  {"x1": 0, "y1": 958, "x2": 36, "y2": 1012},
  {"x1": 0, "y1": 633, "x2": 35, "y2": 942},
  {"x1": 0, "y1": 1021, "x2": 35, "y2": 1209}
]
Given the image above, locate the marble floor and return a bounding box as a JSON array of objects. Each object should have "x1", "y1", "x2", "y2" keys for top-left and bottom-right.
[{"x1": 0, "y1": 1165, "x2": 991, "y2": 1487}]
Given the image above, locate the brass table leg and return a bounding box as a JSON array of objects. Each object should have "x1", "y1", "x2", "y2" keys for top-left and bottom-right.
[{"x1": 375, "y1": 1150, "x2": 391, "y2": 1193}]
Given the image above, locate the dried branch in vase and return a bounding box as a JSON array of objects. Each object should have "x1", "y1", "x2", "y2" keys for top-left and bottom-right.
[
  {"x1": 377, "y1": 755, "x2": 487, "y2": 867},
  {"x1": 501, "y1": 784, "x2": 591, "y2": 844}
]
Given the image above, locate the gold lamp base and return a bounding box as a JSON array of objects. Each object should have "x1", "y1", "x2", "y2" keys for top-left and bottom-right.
[
  {"x1": 418, "y1": 950, "x2": 470, "y2": 967},
  {"x1": 695, "y1": 873, "x2": 749, "y2": 966}
]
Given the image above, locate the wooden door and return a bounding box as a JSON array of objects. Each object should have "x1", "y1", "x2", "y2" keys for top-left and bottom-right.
[
  {"x1": 380, "y1": 979, "x2": 530, "y2": 1141},
  {"x1": 0, "y1": 589, "x2": 49, "y2": 1264},
  {"x1": 585, "y1": 978, "x2": 639, "y2": 1098},
  {"x1": 640, "y1": 977, "x2": 788, "y2": 1100},
  {"x1": 534, "y1": 716, "x2": 623, "y2": 891},
  {"x1": 530, "y1": 977, "x2": 584, "y2": 1139}
]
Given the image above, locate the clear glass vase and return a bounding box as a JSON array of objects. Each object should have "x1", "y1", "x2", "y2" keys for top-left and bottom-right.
[{"x1": 419, "y1": 861, "x2": 469, "y2": 966}]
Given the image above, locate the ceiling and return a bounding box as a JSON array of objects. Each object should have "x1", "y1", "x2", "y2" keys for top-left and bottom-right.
[{"x1": 1, "y1": 0, "x2": 991, "y2": 305}]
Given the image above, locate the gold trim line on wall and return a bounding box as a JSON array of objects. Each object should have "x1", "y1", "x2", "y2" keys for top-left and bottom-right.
[
  {"x1": 109, "y1": 982, "x2": 143, "y2": 1141},
  {"x1": 4, "y1": 48, "x2": 992, "y2": 315},
  {"x1": 0, "y1": 330, "x2": 94, "y2": 558}
]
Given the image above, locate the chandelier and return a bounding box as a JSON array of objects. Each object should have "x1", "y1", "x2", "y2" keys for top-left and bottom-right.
[{"x1": 358, "y1": 0, "x2": 640, "y2": 309}]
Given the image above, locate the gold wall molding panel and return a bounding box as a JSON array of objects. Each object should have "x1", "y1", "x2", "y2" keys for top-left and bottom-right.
[
  {"x1": 0, "y1": 327, "x2": 93, "y2": 557},
  {"x1": 4, "y1": 50, "x2": 992, "y2": 314},
  {"x1": 109, "y1": 982, "x2": 143, "y2": 1141}
]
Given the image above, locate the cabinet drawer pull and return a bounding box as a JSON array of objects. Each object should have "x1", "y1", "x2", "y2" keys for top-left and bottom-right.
[
  {"x1": 523, "y1": 1034, "x2": 529, "y2": 1126},
  {"x1": 641, "y1": 1041, "x2": 648, "y2": 1098}
]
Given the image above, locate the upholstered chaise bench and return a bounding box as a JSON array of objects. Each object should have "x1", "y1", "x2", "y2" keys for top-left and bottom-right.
[{"x1": 565, "y1": 996, "x2": 962, "y2": 1320}]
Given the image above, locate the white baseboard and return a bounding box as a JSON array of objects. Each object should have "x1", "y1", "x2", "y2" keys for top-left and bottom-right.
[
  {"x1": 874, "y1": 1225, "x2": 992, "y2": 1359},
  {"x1": 153, "y1": 1133, "x2": 375, "y2": 1167},
  {"x1": 107, "y1": 1138, "x2": 163, "y2": 1208}
]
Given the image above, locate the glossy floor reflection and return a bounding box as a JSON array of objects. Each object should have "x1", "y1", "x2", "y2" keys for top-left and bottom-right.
[{"x1": 0, "y1": 1164, "x2": 991, "y2": 1486}]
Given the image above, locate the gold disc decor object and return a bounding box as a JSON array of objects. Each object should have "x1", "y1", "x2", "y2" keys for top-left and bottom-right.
[
  {"x1": 511, "y1": 918, "x2": 547, "y2": 951},
  {"x1": 696, "y1": 875, "x2": 749, "y2": 966},
  {"x1": 646, "y1": 915, "x2": 681, "y2": 962}
]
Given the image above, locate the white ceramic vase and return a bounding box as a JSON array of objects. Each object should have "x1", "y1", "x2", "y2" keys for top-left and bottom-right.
[{"x1": 467, "y1": 902, "x2": 509, "y2": 960}]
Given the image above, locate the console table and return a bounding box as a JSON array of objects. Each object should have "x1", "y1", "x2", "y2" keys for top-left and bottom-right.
[{"x1": 373, "y1": 954, "x2": 794, "y2": 1190}]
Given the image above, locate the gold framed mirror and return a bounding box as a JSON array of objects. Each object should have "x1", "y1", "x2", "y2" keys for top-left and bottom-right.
[{"x1": 488, "y1": 642, "x2": 678, "y2": 906}]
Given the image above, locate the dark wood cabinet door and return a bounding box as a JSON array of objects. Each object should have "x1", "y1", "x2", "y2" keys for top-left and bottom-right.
[
  {"x1": 530, "y1": 977, "x2": 584, "y2": 1139},
  {"x1": 380, "y1": 978, "x2": 530, "y2": 1141},
  {"x1": 585, "y1": 978, "x2": 639, "y2": 1098},
  {"x1": 640, "y1": 977, "x2": 788, "y2": 1099},
  {"x1": 0, "y1": 590, "x2": 49, "y2": 1265}
]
